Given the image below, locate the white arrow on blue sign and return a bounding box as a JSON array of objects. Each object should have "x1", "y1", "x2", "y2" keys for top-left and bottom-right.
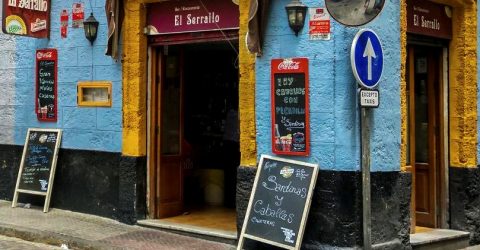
[{"x1": 351, "y1": 29, "x2": 383, "y2": 89}]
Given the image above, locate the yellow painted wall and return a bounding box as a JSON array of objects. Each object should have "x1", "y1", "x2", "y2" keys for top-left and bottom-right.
[
  {"x1": 400, "y1": 0, "x2": 407, "y2": 172},
  {"x1": 400, "y1": 0, "x2": 477, "y2": 169},
  {"x1": 448, "y1": 2, "x2": 477, "y2": 167},
  {"x1": 239, "y1": 0, "x2": 258, "y2": 167},
  {"x1": 122, "y1": 0, "x2": 148, "y2": 157}
]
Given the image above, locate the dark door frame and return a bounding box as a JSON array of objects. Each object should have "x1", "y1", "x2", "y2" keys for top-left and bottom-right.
[{"x1": 406, "y1": 40, "x2": 449, "y2": 231}]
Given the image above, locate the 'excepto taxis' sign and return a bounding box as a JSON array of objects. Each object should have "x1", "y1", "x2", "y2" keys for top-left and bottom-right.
[
  {"x1": 359, "y1": 89, "x2": 379, "y2": 108},
  {"x1": 2, "y1": 0, "x2": 51, "y2": 38}
]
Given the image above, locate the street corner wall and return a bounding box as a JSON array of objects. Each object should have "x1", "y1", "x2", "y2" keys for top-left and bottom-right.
[
  {"x1": 255, "y1": 0, "x2": 401, "y2": 172},
  {"x1": 13, "y1": 0, "x2": 122, "y2": 153},
  {"x1": 0, "y1": 0, "x2": 124, "y2": 220},
  {"x1": 248, "y1": 0, "x2": 406, "y2": 248}
]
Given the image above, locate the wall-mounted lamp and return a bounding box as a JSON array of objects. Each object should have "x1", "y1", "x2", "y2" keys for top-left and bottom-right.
[
  {"x1": 83, "y1": 13, "x2": 99, "y2": 45},
  {"x1": 285, "y1": 0, "x2": 308, "y2": 36}
]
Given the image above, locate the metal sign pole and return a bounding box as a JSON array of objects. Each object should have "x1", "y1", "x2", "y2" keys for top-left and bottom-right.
[
  {"x1": 351, "y1": 29, "x2": 381, "y2": 250},
  {"x1": 360, "y1": 104, "x2": 372, "y2": 250}
]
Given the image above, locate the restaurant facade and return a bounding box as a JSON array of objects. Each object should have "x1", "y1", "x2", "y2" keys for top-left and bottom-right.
[{"x1": 0, "y1": 0, "x2": 480, "y2": 248}]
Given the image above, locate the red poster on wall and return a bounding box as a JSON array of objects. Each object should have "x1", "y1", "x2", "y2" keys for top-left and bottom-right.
[
  {"x1": 60, "y1": 9, "x2": 68, "y2": 38},
  {"x1": 2, "y1": 0, "x2": 51, "y2": 38},
  {"x1": 36, "y1": 49, "x2": 58, "y2": 122},
  {"x1": 271, "y1": 58, "x2": 310, "y2": 156},
  {"x1": 72, "y1": 3, "x2": 84, "y2": 28}
]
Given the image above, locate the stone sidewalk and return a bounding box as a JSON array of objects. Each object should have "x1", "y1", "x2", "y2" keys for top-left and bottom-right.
[{"x1": 0, "y1": 201, "x2": 234, "y2": 250}]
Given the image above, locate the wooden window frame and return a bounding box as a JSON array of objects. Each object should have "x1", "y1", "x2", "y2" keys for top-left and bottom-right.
[{"x1": 77, "y1": 81, "x2": 112, "y2": 107}]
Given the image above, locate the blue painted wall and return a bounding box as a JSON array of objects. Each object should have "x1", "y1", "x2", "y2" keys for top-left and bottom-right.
[
  {"x1": 0, "y1": 7, "x2": 16, "y2": 145},
  {"x1": 256, "y1": 0, "x2": 401, "y2": 171},
  {"x1": 11, "y1": 0, "x2": 122, "y2": 152}
]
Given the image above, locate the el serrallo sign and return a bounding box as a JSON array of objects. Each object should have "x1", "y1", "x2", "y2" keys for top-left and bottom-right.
[
  {"x1": 406, "y1": 0, "x2": 452, "y2": 39},
  {"x1": 2, "y1": 0, "x2": 51, "y2": 38}
]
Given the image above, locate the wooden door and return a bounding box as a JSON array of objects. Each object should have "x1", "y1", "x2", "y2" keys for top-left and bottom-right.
[
  {"x1": 155, "y1": 46, "x2": 185, "y2": 218},
  {"x1": 408, "y1": 46, "x2": 442, "y2": 228}
]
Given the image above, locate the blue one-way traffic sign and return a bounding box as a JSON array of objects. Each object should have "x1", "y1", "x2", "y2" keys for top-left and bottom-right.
[{"x1": 351, "y1": 29, "x2": 383, "y2": 89}]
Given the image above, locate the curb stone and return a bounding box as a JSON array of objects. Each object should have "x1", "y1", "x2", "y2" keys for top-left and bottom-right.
[{"x1": 0, "y1": 222, "x2": 116, "y2": 250}]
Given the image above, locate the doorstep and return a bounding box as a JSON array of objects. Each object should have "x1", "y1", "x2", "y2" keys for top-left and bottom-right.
[
  {"x1": 137, "y1": 219, "x2": 237, "y2": 244},
  {"x1": 410, "y1": 228, "x2": 470, "y2": 250}
]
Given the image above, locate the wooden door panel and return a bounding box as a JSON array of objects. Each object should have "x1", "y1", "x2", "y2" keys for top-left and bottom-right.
[
  {"x1": 416, "y1": 157, "x2": 436, "y2": 227},
  {"x1": 160, "y1": 158, "x2": 183, "y2": 202},
  {"x1": 158, "y1": 157, "x2": 183, "y2": 218},
  {"x1": 155, "y1": 46, "x2": 185, "y2": 219},
  {"x1": 415, "y1": 166, "x2": 429, "y2": 213}
]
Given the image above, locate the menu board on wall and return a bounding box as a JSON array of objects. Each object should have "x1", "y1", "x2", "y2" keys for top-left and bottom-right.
[
  {"x1": 237, "y1": 155, "x2": 319, "y2": 250},
  {"x1": 36, "y1": 49, "x2": 57, "y2": 122},
  {"x1": 12, "y1": 128, "x2": 62, "y2": 213},
  {"x1": 271, "y1": 58, "x2": 310, "y2": 156},
  {"x1": 2, "y1": 0, "x2": 51, "y2": 38}
]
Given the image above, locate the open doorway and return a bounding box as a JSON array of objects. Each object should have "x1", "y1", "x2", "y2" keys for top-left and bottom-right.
[{"x1": 148, "y1": 41, "x2": 239, "y2": 236}]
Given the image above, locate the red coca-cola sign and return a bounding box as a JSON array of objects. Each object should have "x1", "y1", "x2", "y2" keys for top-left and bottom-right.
[
  {"x1": 36, "y1": 49, "x2": 57, "y2": 122},
  {"x1": 278, "y1": 60, "x2": 301, "y2": 70},
  {"x1": 2, "y1": 0, "x2": 51, "y2": 38},
  {"x1": 147, "y1": 0, "x2": 239, "y2": 35},
  {"x1": 271, "y1": 58, "x2": 310, "y2": 156}
]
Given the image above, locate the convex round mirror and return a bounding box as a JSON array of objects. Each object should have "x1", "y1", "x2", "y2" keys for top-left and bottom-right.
[{"x1": 325, "y1": 0, "x2": 385, "y2": 26}]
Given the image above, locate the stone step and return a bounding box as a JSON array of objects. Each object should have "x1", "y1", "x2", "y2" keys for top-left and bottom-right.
[
  {"x1": 137, "y1": 219, "x2": 238, "y2": 245},
  {"x1": 410, "y1": 229, "x2": 470, "y2": 250}
]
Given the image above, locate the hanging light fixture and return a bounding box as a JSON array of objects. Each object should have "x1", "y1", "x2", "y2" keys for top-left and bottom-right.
[
  {"x1": 285, "y1": 0, "x2": 308, "y2": 36},
  {"x1": 83, "y1": 13, "x2": 99, "y2": 45}
]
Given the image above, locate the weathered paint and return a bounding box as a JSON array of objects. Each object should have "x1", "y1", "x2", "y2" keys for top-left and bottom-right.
[
  {"x1": 400, "y1": 0, "x2": 407, "y2": 172},
  {"x1": 0, "y1": 2, "x2": 16, "y2": 145},
  {"x1": 239, "y1": 0, "x2": 257, "y2": 167},
  {"x1": 445, "y1": 1, "x2": 477, "y2": 167},
  {"x1": 122, "y1": 0, "x2": 148, "y2": 157},
  {"x1": 256, "y1": 0, "x2": 401, "y2": 171},
  {"x1": 0, "y1": 0, "x2": 122, "y2": 152},
  {"x1": 478, "y1": 1, "x2": 480, "y2": 165}
]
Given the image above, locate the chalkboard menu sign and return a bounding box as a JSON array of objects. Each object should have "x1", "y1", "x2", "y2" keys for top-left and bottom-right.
[
  {"x1": 271, "y1": 58, "x2": 310, "y2": 156},
  {"x1": 12, "y1": 129, "x2": 62, "y2": 213},
  {"x1": 238, "y1": 155, "x2": 318, "y2": 250},
  {"x1": 35, "y1": 49, "x2": 58, "y2": 122}
]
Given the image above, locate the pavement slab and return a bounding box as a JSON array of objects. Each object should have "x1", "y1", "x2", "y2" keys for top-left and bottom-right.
[
  {"x1": 0, "y1": 235, "x2": 61, "y2": 250},
  {"x1": 0, "y1": 201, "x2": 234, "y2": 250}
]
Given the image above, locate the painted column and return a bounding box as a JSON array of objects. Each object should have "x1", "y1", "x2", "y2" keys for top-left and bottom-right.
[
  {"x1": 239, "y1": 0, "x2": 258, "y2": 167},
  {"x1": 449, "y1": 2, "x2": 478, "y2": 168},
  {"x1": 123, "y1": 0, "x2": 148, "y2": 157}
]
